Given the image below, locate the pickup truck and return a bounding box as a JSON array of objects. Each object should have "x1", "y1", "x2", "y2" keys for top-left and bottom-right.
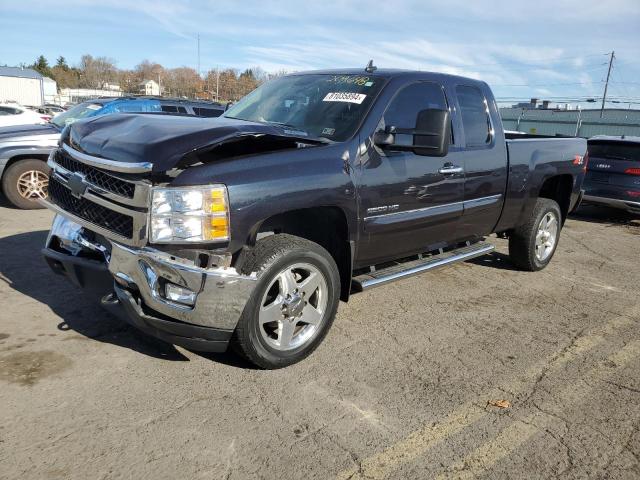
[{"x1": 41, "y1": 67, "x2": 587, "y2": 369}]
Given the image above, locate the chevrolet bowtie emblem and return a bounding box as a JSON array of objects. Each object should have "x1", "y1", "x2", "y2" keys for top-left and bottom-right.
[{"x1": 67, "y1": 173, "x2": 88, "y2": 198}]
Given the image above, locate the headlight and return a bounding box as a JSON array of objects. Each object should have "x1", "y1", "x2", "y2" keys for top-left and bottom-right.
[{"x1": 150, "y1": 185, "x2": 230, "y2": 243}]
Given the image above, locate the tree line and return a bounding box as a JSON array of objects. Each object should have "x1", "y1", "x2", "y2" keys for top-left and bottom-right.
[{"x1": 28, "y1": 54, "x2": 272, "y2": 102}]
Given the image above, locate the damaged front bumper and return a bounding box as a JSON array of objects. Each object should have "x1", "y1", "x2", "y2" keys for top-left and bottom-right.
[{"x1": 43, "y1": 215, "x2": 257, "y2": 352}]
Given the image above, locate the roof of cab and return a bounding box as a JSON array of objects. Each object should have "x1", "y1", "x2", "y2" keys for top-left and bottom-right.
[{"x1": 285, "y1": 68, "x2": 486, "y2": 86}]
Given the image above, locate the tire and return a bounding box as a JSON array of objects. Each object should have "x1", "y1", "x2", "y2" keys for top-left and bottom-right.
[
  {"x1": 233, "y1": 234, "x2": 341, "y2": 369},
  {"x1": 1, "y1": 159, "x2": 50, "y2": 209},
  {"x1": 508, "y1": 198, "x2": 562, "y2": 271}
]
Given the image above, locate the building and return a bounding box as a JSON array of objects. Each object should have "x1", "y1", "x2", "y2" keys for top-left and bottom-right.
[
  {"x1": 42, "y1": 77, "x2": 58, "y2": 104},
  {"x1": 500, "y1": 107, "x2": 640, "y2": 137},
  {"x1": 58, "y1": 88, "x2": 123, "y2": 105},
  {"x1": 0, "y1": 66, "x2": 44, "y2": 106},
  {"x1": 139, "y1": 80, "x2": 160, "y2": 96}
]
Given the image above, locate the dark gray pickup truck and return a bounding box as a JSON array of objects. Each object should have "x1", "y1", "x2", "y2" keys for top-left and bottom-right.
[{"x1": 41, "y1": 68, "x2": 587, "y2": 368}]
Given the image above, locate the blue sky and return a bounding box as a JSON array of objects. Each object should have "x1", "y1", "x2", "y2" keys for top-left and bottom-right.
[{"x1": 1, "y1": 0, "x2": 639, "y2": 107}]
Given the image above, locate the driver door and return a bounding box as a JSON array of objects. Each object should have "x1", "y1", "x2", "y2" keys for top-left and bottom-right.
[{"x1": 356, "y1": 81, "x2": 465, "y2": 266}]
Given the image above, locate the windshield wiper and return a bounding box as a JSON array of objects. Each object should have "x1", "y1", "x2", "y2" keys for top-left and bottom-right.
[{"x1": 266, "y1": 121, "x2": 331, "y2": 144}]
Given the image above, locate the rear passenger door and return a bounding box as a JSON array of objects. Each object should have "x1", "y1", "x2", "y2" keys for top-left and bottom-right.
[{"x1": 453, "y1": 84, "x2": 508, "y2": 239}]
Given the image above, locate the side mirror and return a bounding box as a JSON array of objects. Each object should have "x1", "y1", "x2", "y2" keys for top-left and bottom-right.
[
  {"x1": 413, "y1": 109, "x2": 451, "y2": 157},
  {"x1": 373, "y1": 109, "x2": 451, "y2": 157}
]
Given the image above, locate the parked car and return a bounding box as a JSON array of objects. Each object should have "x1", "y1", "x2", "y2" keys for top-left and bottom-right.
[
  {"x1": 583, "y1": 135, "x2": 640, "y2": 214},
  {"x1": 41, "y1": 68, "x2": 587, "y2": 368},
  {"x1": 0, "y1": 103, "x2": 49, "y2": 127},
  {"x1": 0, "y1": 97, "x2": 225, "y2": 209}
]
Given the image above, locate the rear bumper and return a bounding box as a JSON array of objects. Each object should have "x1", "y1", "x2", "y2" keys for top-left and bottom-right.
[
  {"x1": 582, "y1": 195, "x2": 640, "y2": 214},
  {"x1": 42, "y1": 214, "x2": 257, "y2": 352}
]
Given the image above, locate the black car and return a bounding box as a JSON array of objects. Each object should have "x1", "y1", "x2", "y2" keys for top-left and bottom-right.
[{"x1": 583, "y1": 135, "x2": 640, "y2": 214}]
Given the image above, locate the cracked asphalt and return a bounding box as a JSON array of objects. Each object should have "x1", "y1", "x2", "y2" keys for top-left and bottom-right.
[{"x1": 0, "y1": 202, "x2": 638, "y2": 480}]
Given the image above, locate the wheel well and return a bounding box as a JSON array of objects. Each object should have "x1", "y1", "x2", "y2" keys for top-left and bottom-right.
[
  {"x1": 253, "y1": 207, "x2": 352, "y2": 302},
  {"x1": 538, "y1": 175, "x2": 573, "y2": 223},
  {"x1": 1, "y1": 154, "x2": 49, "y2": 180}
]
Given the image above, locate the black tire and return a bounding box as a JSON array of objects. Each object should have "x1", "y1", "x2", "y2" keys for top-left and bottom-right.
[
  {"x1": 1, "y1": 159, "x2": 50, "y2": 209},
  {"x1": 233, "y1": 234, "x2": 341, "y2": 369},
  {"x1": 508, "y1": 198, "x2": 562, "y2": 271}
]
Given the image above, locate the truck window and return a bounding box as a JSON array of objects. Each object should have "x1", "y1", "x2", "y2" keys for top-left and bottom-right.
[
  {"x1": 161, "y1": 105, "x2": 178, "y2": 113},
  {"x1": 456, "y1": 85, "x2": 491, "y2": 147},
  {"x1": 380, "y1": 82, "x2": 450, "y2": 145},
  {"x1": 193, "y1": 107, "x2": 223, "y2": 117}
]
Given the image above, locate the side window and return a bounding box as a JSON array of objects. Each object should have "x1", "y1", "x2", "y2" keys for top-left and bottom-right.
[
  {"x1": 193, "y1": 107, "x2": 223, "y2": 117},
  {"x1": 161, "y1": 105, "x2": 178, "y2": 113},
  {"x1": 382, "y1": 82, "x2": 447, "y2": 130},
  {"x1": 456, "y1": 85, "x2": 491, "y2": 147},
  {"x1": 177, "y1": 106, "x2": 187, "y2": 114},
  {"x1": 0, "y1": 106, "x2": 19, "y2": 115}
]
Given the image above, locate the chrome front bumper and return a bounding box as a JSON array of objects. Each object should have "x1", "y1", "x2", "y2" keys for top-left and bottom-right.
[{"x1": 45, "y1": 214, "x2": 257, "y2": 331}]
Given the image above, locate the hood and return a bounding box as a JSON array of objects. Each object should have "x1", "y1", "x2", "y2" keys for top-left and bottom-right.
[
  {"x1": 69, "y1": 114, "x2": 326, "y2": 172},
  {"x1": 0, "y1": 123, "x2": 60, "y2": 142}
]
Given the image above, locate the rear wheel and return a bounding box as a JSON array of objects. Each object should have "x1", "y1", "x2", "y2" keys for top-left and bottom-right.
[
  {"x1": 1, "y1": 159, "x2": 49, "y2": 209},
  {"x1": 233, "y1": 234, "x2": 340, "y2": 369},
  {"x1": 508, "y1": 198, "x2": 562, "y2": 271}
]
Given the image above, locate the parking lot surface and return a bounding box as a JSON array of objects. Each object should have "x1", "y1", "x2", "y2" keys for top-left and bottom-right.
[{"x1": 0, "y1": 203, "x2": 638, "y2": 480}]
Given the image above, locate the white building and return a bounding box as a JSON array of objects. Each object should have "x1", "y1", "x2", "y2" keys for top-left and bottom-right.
[
  {"x1": 42, "y1": 77, "x2": 58, "y2": 104},
  {"x1": 139, "y1": 79, "x2": 160, "y2": 96},
  {"x1": 59, "y1": 88, "x2": 123, "y2": 105},
  {"x1": 0, "y1": 66, "x2": 44, "y2": 106}
]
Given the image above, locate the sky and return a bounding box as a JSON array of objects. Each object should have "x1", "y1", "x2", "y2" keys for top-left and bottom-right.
[{"x1": 1, "y1": 0, "x2": 640, "y2": 108}]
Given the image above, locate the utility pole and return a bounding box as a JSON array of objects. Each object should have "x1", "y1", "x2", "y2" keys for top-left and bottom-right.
[
  {"x1": 197, "y1": 34, "x2": 201, "y2": 77},
  {"x1": 600, "y1": 50, "x2": 615, "y2": 118},
  {"x1": 216, "y1": 66, "x2": 219, "y2": 102}
]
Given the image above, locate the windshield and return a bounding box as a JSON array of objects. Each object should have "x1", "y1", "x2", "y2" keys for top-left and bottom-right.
[
  {"x1": 51, "y1": 102, "x2": 103, "y2": 128},
  {"x1": 224, "y1": 74, "x2": 385, "y2": 141}
]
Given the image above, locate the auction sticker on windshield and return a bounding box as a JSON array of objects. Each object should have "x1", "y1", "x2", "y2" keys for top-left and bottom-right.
[{"x1": 323, "y1": 92, "x2": 367, "y2": 104}]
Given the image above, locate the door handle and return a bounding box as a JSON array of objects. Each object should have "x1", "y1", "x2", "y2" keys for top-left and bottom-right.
[{"x1": 438, "y1": 165, "x2": 464, "y2": 175}]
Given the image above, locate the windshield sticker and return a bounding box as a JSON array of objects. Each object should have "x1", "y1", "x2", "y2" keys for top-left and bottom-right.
[
  {"x1": 364, "y1": 81, "x2": 374, "y2": 87},
  {"x1": 323, "y1": 92, "x2": 367, "y2": 104},
  {"x1": 327, "y1": 75, "x2": 370, "y2": 86},
  {"x1": 284, "y1": 129, "x2": 308, "y2": 136},
  {"x1": 322, "y1": 127, "x2": 336, "y2": 136}
]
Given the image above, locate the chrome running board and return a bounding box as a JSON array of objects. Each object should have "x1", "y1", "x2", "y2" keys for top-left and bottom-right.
[{"x1": 351, "y1": 241, "x2": 495, "y2": 292}]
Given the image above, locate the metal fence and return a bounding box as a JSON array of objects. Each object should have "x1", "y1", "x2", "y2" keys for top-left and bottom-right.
[{"x1": 500, "y1": 108, "x2": 640, "y2": 137}]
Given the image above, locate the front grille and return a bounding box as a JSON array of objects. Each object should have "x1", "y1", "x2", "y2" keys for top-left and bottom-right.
[
  {"x1": 48, "y1": 177, "x2": 134, "y2": 238},
  {"x1": 54, "y1": 150, "x2": 135, "y2": 199}
]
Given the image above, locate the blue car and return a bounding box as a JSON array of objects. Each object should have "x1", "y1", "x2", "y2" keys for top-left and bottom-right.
[{"x1": 0, "y1": 97, "x2": 225, "y2": 209}]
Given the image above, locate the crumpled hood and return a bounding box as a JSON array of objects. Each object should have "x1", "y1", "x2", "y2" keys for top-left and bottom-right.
[
  {"x1": 0, "y1": 123, "x2": 60, "y2": 142},
  {"x1": 69, "y1": 114, "x2": 317, "y2": 172}
]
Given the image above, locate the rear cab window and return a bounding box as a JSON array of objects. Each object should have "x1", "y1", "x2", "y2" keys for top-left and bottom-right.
[{"x1": 456, "y1": 85, "x2": 493, "y2": 148}]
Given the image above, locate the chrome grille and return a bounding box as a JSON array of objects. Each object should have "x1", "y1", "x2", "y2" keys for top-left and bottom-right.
[{"x1": 54, "y1": 149, "x2": 135, "y2": 198}]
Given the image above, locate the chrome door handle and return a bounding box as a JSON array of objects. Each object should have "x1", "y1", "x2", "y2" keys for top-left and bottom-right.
[{"x1": 438, "y1": 165, "x2": 464, "y2": 175}]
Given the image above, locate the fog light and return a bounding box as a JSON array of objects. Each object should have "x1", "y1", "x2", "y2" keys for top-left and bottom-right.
[{"x1": 164, "y1": 283, "x2": 197, "y2": 306}]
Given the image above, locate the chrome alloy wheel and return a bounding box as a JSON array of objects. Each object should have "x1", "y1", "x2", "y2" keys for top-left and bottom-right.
[
  {"x1": 535, "y1": 211, "x2": 558, "y2": 261},
  {"x1": 258, "y1": 262, "x2": 328, "y2": 351},
  {"x1": 17, "y1": 170, "x2": 49, "y2": 200}
]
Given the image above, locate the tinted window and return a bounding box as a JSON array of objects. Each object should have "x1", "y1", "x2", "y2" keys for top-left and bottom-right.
[
  {"x1": 588, "y1": 141, "x2": 639, "y2": 163},
  {"x1": 382, "y1": 82, "x2": 447, "y2": 130},
  {"x1": 456, "y1": 85, "x2": 491, "y2": 147},
  {"x1": 161, "y1": 105, "x2": 178, "y2": 113},
  {"x1": 0, "y1": 106, "x2": 20, "y2": 115},
  {"x1": 177, "y1": 106, "x2": 187, "y2": 114},
  {"x1": 193, "y1": 107, "x2": 222, "y2": 117}
]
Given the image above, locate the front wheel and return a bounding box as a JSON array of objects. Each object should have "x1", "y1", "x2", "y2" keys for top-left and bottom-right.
[
  {"x1": 508, "y1": 198, "x2": 562, "y2": 271},
  {"x1": 233, "y1": 234, "x2": 340, "y2": 369},
  {"x1": 1, "y1": 159, "x2": 49, "y2": 209}
]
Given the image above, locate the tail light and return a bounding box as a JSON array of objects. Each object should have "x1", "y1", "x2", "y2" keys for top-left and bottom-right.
[
  {"x1": 627, "y1": 191, "x2": 640, "y2": 198},
  {"x1": 624, "y1": 167, "x2": 640, "y2": 176}
]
